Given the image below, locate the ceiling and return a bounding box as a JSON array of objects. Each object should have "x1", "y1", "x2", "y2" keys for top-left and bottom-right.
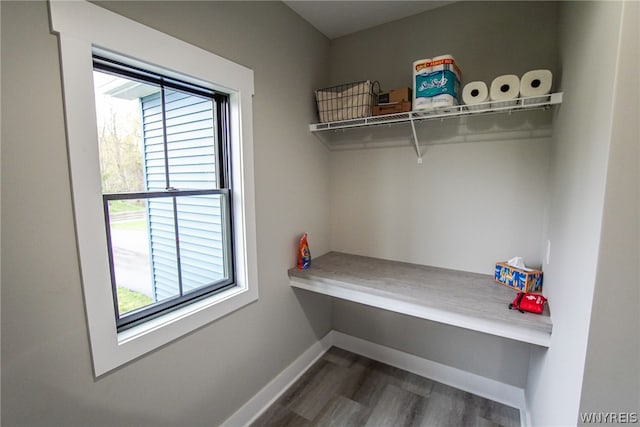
[{"x1": 283, "y1": 1, "x2": 454, "y2": 40}]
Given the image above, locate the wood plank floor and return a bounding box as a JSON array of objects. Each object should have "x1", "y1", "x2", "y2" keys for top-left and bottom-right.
[{"x1": 251, "y1": 347, "x2": 520, "y2": 427}]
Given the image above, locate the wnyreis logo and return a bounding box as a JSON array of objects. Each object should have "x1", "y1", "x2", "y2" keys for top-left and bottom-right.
[{"x1": 580, "y1": 412, "x2": 638, "y2": 424}]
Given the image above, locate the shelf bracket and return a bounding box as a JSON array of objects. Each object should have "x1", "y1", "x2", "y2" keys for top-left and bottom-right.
[{"x1": 409, "y1": 118, "x2": 423, "y2": 164}]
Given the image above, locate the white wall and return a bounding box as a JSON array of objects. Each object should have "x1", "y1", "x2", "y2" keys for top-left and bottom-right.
[
  {"x1": 1, "y1": 1, "x2": 332, "y2": 425},
  {"x1": 579, "y1": 1, "x2": 639, "y2": 419},
  {"x1": 525, "y1": 2, "x2": 624, "y2": 425},
  {"x1": 328, "y1": 1, "x2": 558, "y2": 387}
]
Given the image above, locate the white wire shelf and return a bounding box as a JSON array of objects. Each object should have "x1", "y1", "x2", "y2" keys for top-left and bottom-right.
[
  {"x1": 310, "y1": 92, "x2": 562, "y2": 163},
  {"x1": 309, "y1": 92, "x2": 563, "y2": 132}
]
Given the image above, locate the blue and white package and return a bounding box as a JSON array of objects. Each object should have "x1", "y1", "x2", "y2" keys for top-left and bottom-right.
[{"x1": 413, "y1": 55, "x2": 462, "y2": 111}]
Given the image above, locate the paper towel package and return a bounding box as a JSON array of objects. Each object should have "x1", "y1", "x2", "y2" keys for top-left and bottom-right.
[
  {"x1": 413, "y1": 55, "x2": 461, "y2": 111},
  {"x1": 430, "y1": 55, "x2": 461, "y2": 109},
  {"x1": 521, "y1": 69, "x2": 553, "y2": 105},
  {"x1": 413, "y1": 59, "x2": 433, "y2": 110},
  {"x1": 432, "y1": 55, "x2": 461, "y2": 78},
  {"x1": 490, "y1": 74, "x2": 520, "y2": 108},
  {"x1": 462, "y1": 81, "x2": 489, "y2": 110},
  {"x1": 495, "y1": 262, "x2": 543, "y2": 293}
]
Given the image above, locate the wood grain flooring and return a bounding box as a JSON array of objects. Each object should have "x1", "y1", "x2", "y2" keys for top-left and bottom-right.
[{"x1": 251, "y1": 347, "x2": 520, "y2": 427}]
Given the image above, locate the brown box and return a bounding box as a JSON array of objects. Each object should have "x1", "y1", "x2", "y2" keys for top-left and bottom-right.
[
  {"x1": 373, "y1": 101, "x2": 412, "y2": 116},
  {"x1": 378, "y1": 88, "x2": 412, "y2": 104}
]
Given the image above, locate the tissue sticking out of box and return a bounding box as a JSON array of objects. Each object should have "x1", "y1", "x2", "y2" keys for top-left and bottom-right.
[{"x1": 507, "y1": 256, "x2": 533, "y2": 272}]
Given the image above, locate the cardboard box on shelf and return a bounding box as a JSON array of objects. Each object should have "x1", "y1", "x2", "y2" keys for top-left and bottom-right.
[
  {"x1": 373, "y1": 101, "x2": 412, "y2": 116},
  {"x1": 494, "y1": 262, "x2": 543, "y2": 293},
  {"x1": 378, "y1": 88, "x2": 412, "y2": 104}
]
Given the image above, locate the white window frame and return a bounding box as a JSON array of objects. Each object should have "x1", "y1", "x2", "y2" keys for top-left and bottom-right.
[{"x1": 50, "y1": 0, "x2": 258, "y2": 377}]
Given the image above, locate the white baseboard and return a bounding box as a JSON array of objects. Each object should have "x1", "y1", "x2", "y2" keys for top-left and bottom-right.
[
  {"x1": 220, "y1": 332, "x2": 333, "y2": 427},
  {"x1": 221, "y1": 330, "x2": 529, "y2": 427}
]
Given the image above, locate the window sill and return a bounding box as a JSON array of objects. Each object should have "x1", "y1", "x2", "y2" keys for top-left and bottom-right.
[
  {"x1": 117, "y1": 285, "x2": 252, "y2": 345},
  {"x1": 289, "y1": 252, "x2": 552, "y2": 347}
]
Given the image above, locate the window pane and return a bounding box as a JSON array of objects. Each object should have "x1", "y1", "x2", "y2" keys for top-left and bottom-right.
[
  {"x1": 176, "y1": 194, "x2": 231, "y2": 293},
  {"x1": 95, "y1": 60, "x2": 233, "y2": 328},
  {"x1": 107, "y1": 199, "x2": 152, "y2": 316},
  {"x1": 146, "y1": 197, "x2": 180, "y2": 303},
  {"x1": 164, "y1": 89, "x2": 218, "y2": 190},
  {"x1": 107, "y1": 193, "x2": 231, "y2": 322},
  {"x1": 140, "y1": 91, "x2": 168, "y2": 191},
  {"x1": 93, "y1": 71, "x2": 162, "y2": 193}
]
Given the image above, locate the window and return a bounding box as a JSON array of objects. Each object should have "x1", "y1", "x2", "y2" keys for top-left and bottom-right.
[
  {"x1": 93, "y1": 57, "x2": 235, "y2": 331},
  {"x1": 50, "y1": 0, "x2": 257, "y2": 376}
]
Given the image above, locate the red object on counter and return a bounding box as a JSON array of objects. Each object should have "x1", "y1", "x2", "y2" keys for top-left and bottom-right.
[{"x1": 509, "y1": 292, "x2": 547, "y2": 314}]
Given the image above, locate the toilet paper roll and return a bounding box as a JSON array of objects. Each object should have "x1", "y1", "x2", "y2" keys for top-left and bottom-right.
[
  {"x1": 413, "y1": 58, "x2": 433, "y2": 111},
  {"x1": 520, "y1": 69, "x2": 553, "y2": 105},
  {"x1": 431, "y1": 54, "x2": 461, "y2": 80},
  {"x1": 431, "y1": 94, "x2": 458, "y2": 110},
  {"x1": 462, "y1": 81, "x2": 489, "y2": 110},
  {"x1": 490, "y1": 74, "x2": 520, "y2": 108}
]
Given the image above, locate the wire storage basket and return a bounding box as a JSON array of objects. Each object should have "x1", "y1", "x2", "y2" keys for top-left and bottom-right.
[{"x1": 315, "y1": 80, "x2": 378, "y2": 123}]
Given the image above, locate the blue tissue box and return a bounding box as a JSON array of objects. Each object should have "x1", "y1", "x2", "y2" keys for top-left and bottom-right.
[{"x1": 494, "y1": 262, "x2": 543, "y2": 293}]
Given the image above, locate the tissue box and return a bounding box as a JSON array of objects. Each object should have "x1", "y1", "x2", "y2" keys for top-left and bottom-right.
[{"x1": 494, "y1": 262, "x2": 543, "y2": 293}]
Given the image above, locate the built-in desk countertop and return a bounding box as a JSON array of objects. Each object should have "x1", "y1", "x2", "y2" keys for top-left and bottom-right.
[{"x1": 288, "y1": 252, "x2": 552, "y2": 347}]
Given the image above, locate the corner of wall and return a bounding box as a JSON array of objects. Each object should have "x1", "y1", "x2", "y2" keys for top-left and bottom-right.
[
  {"x1": 578, "y1": 0, "x2": 640, "y2": 418},
  {"x1": 526, "y1": 1, "x2": 625, "y2": 425}
]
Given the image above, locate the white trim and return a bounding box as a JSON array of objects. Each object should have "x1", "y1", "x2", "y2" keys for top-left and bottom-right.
[
  {"x1": 522, "y1": 406, "x2": 532, "y2": 427},
  {"x1": 222, "y1": 330, "x2": 529, "y2": 427},
  {"x1": 50, "y1": 0, "x2": 258, "y2": 377},
  {"x1": 220, "y1": 333, "x2": 334, "y2": 427}
]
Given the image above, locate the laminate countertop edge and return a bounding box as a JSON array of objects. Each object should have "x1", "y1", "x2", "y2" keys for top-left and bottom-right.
[{"x1": 288, "y1": 252, "x2": 552, "y2": 348}]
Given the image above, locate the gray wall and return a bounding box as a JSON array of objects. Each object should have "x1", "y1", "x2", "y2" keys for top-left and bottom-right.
[
  {"x1": 329, "y1": 1, "x2": 559, "y2": 92},
  {"x1": 1, "y1": 1, "x2": 332, "y2": 425},
  {"x1": 525, "y1": 2, "x2": 625, "y2": 425},
  {"x1": 328, "y1": 1, "x2": 559, "y2": 274},
  {"x1": 2, "y1": 1, "x2": 636, "y2": 426},
  {"x1": 328, "y1": 1, "x2": 558, "y2": 387},
  {"x1": 579, "y1": 1, "x2": 639, "y2": 420},
  {"x1": 333, "y1": 301, "x2": 532, "y2": 387}
]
